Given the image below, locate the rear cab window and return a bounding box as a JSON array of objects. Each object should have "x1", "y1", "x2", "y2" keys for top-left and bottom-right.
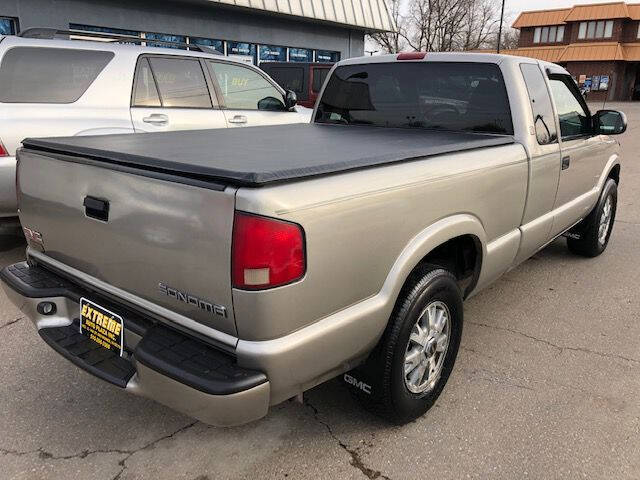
[
  {"x1": 0, "y1": 47, "x2": 114, "y2": 103},
  {"x1": 315, "y1": 62, "x2": 513, "y2": 135}
]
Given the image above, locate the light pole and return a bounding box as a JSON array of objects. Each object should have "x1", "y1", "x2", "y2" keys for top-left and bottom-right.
[
  {"x1": 365, "y1": 50, "x2": 379, "y2": 56},
  {"x1": 497, "y1": 0, "x2": 506, "y2": 53}
]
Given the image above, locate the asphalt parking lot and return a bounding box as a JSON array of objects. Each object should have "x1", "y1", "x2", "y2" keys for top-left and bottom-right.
[{"x1": 1, "y1": 102, "x2": 639, "y2": 480}]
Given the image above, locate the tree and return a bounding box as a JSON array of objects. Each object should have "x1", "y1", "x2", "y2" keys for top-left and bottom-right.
[
  {"x1": 366, "y1": 0, "x2": 505, "y2": 53},
  {"x1": 500, "y1": 28, "x2": 520, "y2": 50},
  {"x1": 369, "y1": 0, "x2": 407, "y2": 53}
]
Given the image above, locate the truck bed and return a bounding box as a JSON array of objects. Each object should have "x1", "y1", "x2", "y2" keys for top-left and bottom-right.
[{"x1": 22, "y1": 124, "x2": 514, "y2": 187}]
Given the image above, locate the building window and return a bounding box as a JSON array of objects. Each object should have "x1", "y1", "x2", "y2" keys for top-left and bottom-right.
[
  {"x1": 190, "y1": 37, "x2": 224, "y2": 54},
  {"x1": 145, "y1": 32, "x2": 186, "y2": 49},
  {"x1": 315, "y1": 50, "x2": 340, "y2": 63},
  {"x1": 259, "y1": 45, "x2": 287, "y2": 63},
  {"x1": 289, "y1": 47, "x2": 312, "y2": 62},
  {"x1": 227, "y1": 42, "x2": 257, "y2": 65},
  {"x1": 578, "y1": 20, "x2": 614, "y2": 39},
  {"x1": 0, "y1": 16, "x2": 18, "y2": 35},
  {"x1": 533, "y1": 25, "x2": 565, "y2": 43}
]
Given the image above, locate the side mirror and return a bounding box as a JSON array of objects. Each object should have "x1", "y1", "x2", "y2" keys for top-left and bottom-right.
[
  {"x1": 284, "y1": 89, "x2": 297, "y2": 110},
  {"x1": 593, "y1": 109, "x2": 627, "y2": 135}
]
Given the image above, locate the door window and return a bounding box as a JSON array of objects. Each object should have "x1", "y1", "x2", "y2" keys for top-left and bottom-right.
[
  {"x1": 520, "y1": 64, "x2": 557, "y2": 145},
  {"x1": 209, "y1": 62, "x2": 285, "y2": 111},
  {"x1": 132, "y1": 58, "x2": 161, "y2": 107},
  {"x1": 549, "y1": 76, "x2": 591, "y2": 139},
  {"x1": 147, "y1": 57, "x2": 212, "y2": 108}
]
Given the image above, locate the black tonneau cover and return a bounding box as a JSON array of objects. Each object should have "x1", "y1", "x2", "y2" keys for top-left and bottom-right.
[{"x1": 22, "y1": 124, "x2": 515, "y2": 187}]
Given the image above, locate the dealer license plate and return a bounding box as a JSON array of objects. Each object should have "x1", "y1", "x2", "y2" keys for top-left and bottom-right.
[{"x1": 79, "y1": 298, "x2": 124, "y2": 356}]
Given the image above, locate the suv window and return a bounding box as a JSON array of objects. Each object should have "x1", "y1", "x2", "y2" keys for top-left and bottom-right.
[
  {"x1": 132, "y1": 58, "x2": 161, "y2": 107},
  {"x1": 312, "y1": 68, "x2": 330, "y2": 93},
  {"x1": 147, "y1": 57, "x2": 212, "y2": 108},
  {"x1": 209, "y1": 61, "x2": 285, "y2": 111},
  {"x1": 549, "y1": 76, "x2": 591, "y2": 139},
  {"x1": 520, "y1": 64, "x2": 557, "y2": 145},
  {"x1": 316, "y1": 62, "x2": 513, "y2": 134},
  {"x1": 0, "y1": 47, "x2": 114, "y2": 103}
]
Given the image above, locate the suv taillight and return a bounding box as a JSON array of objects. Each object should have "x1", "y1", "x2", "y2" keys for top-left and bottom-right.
[
  {"x1": 0, "y1": 141, "x2": 8, "y2": 157},
  {"x1": 232, "y1": 212, "x2": 305, "y2": 290}
]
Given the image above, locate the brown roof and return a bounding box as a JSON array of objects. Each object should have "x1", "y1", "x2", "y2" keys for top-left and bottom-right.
[
  {"x1": 506, "y1": 46, "x2": 568, "y2": 63},
  {"x1": 512, "y1": 8, "x2": 571, "y2": 28},
  {"x1": 512, "y1": 2, "x2": 640, "y2": 28},
  {"x1": 559, "y1": 41, "x2": 625, "y2": 61},
  {"x1": 472, "y1": 41, "x2": 640, "y2": 62},
  {"x1": 629, "y1": 4, "x2": 640, "y2": 18},
  {"x1": 622, "y1": 43, "x2": 640, "y2": 59},
  {"x1": 564, "y1": 2, "x2": 630, "y2": 21}
]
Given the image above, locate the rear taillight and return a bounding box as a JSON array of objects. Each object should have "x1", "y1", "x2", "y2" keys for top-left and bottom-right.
[
  {"x1": 0, "y1": 141, "x2": 8, "y2": 157},
  {"x1": 232, "y1": 212, "x2": 305, "y2": 290}
]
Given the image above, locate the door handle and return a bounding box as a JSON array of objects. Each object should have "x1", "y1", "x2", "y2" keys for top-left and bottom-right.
[
  {"x1": 562, "y1": 156, "x2": 571, "y2": 170},
  {"x1": 142, "y1": 114, "x2": 169, "y2": 126},
  {"x1": 228, "y1": 115, "x2": 247, "y2": 124},
  {"x1": 84, "y1": 196, "x2": 109, "y2": 222}
]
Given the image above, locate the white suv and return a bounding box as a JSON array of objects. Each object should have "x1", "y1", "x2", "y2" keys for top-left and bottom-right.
[{"x1": 0, "y1": 29, "x2": 311, "y2": 219}]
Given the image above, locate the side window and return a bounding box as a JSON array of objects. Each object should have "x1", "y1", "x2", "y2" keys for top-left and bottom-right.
[
  {"x1": 147, "y1": 57, "x2": 212, "y2": 108},
  {"x1": 0, "y1": 47, "x2": 114, "y2": 103},
  {"x1": 209, "y1": 62, "x2": 285, "y2": 111},
  {"x1": 267, "y1": 66, "x2": 304, "y2": 96},
  {"x1": 132, "y1": 58, "x2": 161, "y2": 107},
  {"x1": 312, "y1": 68, "x2": 330, "y2": 93},
  {"x1": 549, "y1": 76, "x2": 591, "y2": 139},
  {"x1": 520, "y1": 64, "x2": 557, "y2": 145}
]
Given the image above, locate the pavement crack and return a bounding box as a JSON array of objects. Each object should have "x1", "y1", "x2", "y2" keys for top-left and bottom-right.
[
  {"x1": 2, "y1": 421, "x2": 198, "y2": 479},
  {"x1": 304, "y1": 399, "x2": 391, "y2": 480},
  {"x1": 468, "y1": 321, "x2": 640, "y2": 365},
  {"x1": 111, "y1": 420, "x2": 198, "y2": 480},
  {"x1": 0, "y1": 316, "x2": 23, "y2": 330}
]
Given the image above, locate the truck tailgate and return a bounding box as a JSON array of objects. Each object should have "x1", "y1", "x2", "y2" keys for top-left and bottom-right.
[{"x1": 17, "y1": 149, "x2": 238, "y2": 336}]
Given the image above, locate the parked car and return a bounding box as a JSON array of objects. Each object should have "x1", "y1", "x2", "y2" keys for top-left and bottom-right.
[
  {"x1": 0, "y1": 30, "x2": 310, "y2": 221},
  {"x1": 261, "y1": 61, "x2": 333, "y2": 108},
  {"x1": 1, "y1": 52, "x2": 626, "y2": 427}
]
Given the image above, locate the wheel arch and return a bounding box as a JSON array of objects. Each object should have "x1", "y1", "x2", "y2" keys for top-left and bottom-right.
[{"x1": 382, "y1": 215, "x2": 487, "y2": 307}]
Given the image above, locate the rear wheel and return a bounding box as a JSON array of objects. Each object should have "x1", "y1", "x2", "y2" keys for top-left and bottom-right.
[
  {"x1": 567, "y1": 179, "x2": 617, "y2": 257},
  {"x1": 345, "y1": 265, "x2": 463, "y2": 424}
]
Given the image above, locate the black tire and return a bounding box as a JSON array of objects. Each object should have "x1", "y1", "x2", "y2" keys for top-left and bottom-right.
[
  {"x1": 345, "y1": 264, "x2": 463, "y2": 424},
  {"x1": 567, "y1": 178, "x2": 617, "y2": 257}
]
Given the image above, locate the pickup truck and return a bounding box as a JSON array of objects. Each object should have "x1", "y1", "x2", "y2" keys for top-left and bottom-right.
[{"x1": 1, "y1": 53, "x2": 627, "y2": 427}]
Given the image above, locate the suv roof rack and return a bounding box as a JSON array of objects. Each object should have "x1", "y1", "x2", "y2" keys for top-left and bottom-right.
[{"x1": 18, "y1": 28, "x2": 223, "y2": 55}]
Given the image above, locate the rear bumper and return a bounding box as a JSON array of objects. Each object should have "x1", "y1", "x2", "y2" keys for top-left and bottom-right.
[
  {"x1": 0, "y1": 262, "x2": 270, "y2": 427},
  {"x1": 0, "y1": 155, "x2": 17, "y2": 217}
]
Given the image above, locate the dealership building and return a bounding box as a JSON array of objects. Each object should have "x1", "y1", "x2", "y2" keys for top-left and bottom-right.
[
  {"x1": 504, "y1": 1, "x2": 640, "y2": 101},
  {"x1": 1, "y1": 0, "x2": 394, "y2": 64}
]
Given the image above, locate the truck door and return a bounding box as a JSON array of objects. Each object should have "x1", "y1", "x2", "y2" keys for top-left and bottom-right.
[
  {"x1": 547, "y1": 74, "x2": 608, "y2": 235},
  {"x1": 513, "y1": 63, "x2": 562, "y2": 265},
  {"x1": 207, "y1": 60, "x2": 300, "y2": 127},
  {"x1": 130, "y1": 56, "x2": 227, "y2": 132}
]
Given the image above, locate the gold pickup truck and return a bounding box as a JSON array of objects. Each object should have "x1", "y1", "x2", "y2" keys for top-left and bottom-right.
[{"x1": 1, "y1": 52, "x2": 626, "y2": 426}]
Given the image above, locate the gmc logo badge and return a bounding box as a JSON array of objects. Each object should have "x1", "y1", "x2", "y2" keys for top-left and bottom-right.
[{"x1": 344, "y1": 373, "x2": 372, "y2": 394}]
